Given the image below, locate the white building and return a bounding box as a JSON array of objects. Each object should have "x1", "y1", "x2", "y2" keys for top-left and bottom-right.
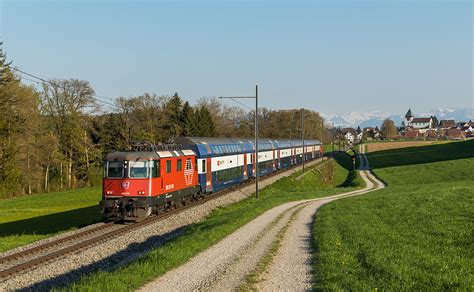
[{"x1": 403, "y1": 108, "x2": 436, "y2": 134}]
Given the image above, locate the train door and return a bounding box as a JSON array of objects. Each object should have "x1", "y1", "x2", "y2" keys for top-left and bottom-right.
[
  {"x1": 272, "y1": 149, "x2": 276, "y2": 170},
  {"x1": 151, "y1": 160, "x2": 162, "y2": 195},
  {"x1": 206, "y1": 157, "x2": 212, "y2": 192},
  {"x1": 243, "y1": 154, "x2": 248, "y2": 179},
  {"x1": 252, "y1": 153, "x2": 256, "y2": 176},
  {"x1": 277, "y1": 149, "x2": 281, "y2": 169}
]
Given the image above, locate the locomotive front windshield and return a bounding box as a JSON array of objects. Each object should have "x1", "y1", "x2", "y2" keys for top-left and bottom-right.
[
  {"x1": 129, "y1": 161, "x2": 148, "y2": 178},
  {"x1": 107, "y1": 161, "x2": 124, "y2": 178},
  {"x1": 105, "y1": 160, "x2": 160, "y2": 178}
]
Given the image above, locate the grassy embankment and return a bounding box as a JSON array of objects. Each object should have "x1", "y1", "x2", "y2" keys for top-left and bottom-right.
[
  {"x1": 312, "y1": 140, "x2": 474, "y2": 290},
  {"x1": 0, "y1": 151, "x2": 355, "y2": 254},
  {"x1": 62, "y1": 155, "x2": 364, "y2": 291},
  {"x1": 0, "y1": 187, "x2": 101, "y2": 252}
]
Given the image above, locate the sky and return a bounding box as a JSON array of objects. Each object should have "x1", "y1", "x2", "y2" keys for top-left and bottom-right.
[{"x1": 1, "y1": 0, "x2": 473, "y2": 114}]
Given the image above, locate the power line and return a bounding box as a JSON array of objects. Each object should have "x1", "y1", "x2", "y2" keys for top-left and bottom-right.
[{"x1": 12, "y1": 67, "x2": 119, "y2": 108}]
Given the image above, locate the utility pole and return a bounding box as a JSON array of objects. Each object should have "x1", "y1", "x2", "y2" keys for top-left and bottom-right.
[
  {"x1": 218, "y1": 85, "x2": 259, "y2": 199},
  {"x1": 255, "y1": 85, "x2": 259, "y2": 199},
  {"x1": 301, "y1": 108, "x2": 305, "y2": 173},
  {"x1": 320, "y1": 116, "x2": 324, "y2": 160}
]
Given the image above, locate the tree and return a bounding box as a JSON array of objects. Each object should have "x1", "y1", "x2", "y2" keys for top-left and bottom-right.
[
  {"x1": 41, "y1": 79, "x2": 97, "y2": 189},
  {"x1": 431, "y1": 116, "x2": 439, "y2": 129},
  {"x1": 0, "y1": 43, "x2": 46, "y2": 196},
  {"x1": 163, "y1": 92, "x2": 183, "y2": 140},
  {"x1": 180, "y1": 101, "x2": 192, "y2": 136},
  {"x1": 381, "y1": 119, "x2": 397, "y2": 140},
  {"x1": 0, "y1": 42, "x2": 15, "y2": 85}
]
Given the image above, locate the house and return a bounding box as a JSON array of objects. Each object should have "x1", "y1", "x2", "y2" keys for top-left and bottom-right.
[
  {"x1": 424, "y1": 129, "x2": 438, "y2": 139},
  {"x1": 363, "y1": 127, "x2": 381, "y2": 140},
  {"x1": 460, "y1": 125, "x2": 473, "y2": 134},
  {"x1": 460, "y1": 120, "x2": 474, "y2": 128},
  {"x1": 341, "y1": 128, "x2": 357, "y2": 144},
  {"x1": 404, "y1": 130, "x2": 420, "y2": 139},
  {"x1": 410, "y1": 117, "x2": 435, "y2": 132},
  {"x1": 438, "y1": 120, "x2": 456, "y2": 129},
  {"x1": 445, "y1": 128, "x2": 466, "y2": 140}
]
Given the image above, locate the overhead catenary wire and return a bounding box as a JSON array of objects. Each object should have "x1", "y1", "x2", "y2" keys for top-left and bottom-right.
[
  {"x1": 12, "y1": 67, "x2": 120, "y2": 108},
  {"x1": 218, "y1": 96, "x2": 254, "y2": 111}
]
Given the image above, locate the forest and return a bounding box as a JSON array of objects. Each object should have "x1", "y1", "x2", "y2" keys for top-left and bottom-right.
[{"x1": 0, "y1": 43, "x2": 329, "y2": 198}]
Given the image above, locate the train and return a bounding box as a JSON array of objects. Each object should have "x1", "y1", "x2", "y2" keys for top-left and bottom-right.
[{"x1": 100, "y1": 137, "x2": 323, "y2": 221}]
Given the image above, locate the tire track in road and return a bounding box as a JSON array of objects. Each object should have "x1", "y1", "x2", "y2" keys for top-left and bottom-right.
[
  {"x1": 139, "y1": 147, "x2": 384, "y2": 291},
  {"x1": 255, "y1": 169, "x2": 383, "y2": 291}
]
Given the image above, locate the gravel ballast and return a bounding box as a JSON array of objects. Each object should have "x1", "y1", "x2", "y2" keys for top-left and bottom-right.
[
  {"x1": 140, "y1": 165, "x2": 385, "y2": 291},
  {"x1": 0, "y1": 159, "x2": 321, "y2": 291}
]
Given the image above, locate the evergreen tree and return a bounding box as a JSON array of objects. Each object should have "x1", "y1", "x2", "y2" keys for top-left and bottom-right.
[
  {"x1": 164, "y1": 92, "x2": 183, "y2": 139},
  {"x1": 199, "y1": 106, "x2": 215, "y2": 136},
  {"x1": 0, "y1": 42, "x2": 15, "y2": 85},
  {"x1": 180, "y1": 101, "x2": 192, "y2": 136}
]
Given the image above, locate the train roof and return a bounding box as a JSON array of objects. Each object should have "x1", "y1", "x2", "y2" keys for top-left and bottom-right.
[
  {"x1": 105, "y1": 149, "x2": 195, "y2": 161},
  {"x1": 173, "y1": 137, "x2": 321, "y2": 157}
]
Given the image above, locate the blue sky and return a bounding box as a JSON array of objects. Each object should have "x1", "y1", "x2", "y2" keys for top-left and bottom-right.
[{"x1": 1, "y1": 0, "x2": 472, "y2": 114}]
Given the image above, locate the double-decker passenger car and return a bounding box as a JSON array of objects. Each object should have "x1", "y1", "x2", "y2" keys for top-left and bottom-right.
[{"x1": 100, "y1": 137, "x2": 322, "y2": 221}]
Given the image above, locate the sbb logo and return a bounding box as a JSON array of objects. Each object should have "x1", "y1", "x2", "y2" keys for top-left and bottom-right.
[{"x1": 217, "y1": 160, "x2": 225, "y2": 166}]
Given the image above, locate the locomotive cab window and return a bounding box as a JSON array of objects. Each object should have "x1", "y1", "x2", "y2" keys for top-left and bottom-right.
[
  {"x1": 166, "y1": 160, "x2": 172, "y2": 173},
  {"x1": 106, "y1": 161, "x2": 124, "y2": 178},
  {"x1": 177, "y1": 159, "x2": 182, "y2": 171},
  {"x1": 129, "y1": 161, "x2": 148, "y2": 178}
]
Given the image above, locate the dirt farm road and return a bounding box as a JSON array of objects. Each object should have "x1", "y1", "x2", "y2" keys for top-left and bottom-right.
[{"x1": 140, "y1": 147, "x2": 385, "y2": 291}]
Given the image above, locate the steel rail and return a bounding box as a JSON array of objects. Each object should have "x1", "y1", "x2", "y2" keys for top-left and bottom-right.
[{"x1": 0, "y1": 159, "x2": 317, "y2": 280}]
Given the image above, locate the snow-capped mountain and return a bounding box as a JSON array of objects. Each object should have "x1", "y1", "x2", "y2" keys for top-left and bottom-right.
[
  {"x1": 322, "y1": 111, "x2": 403, "y2": 128},
  {"x1": 323, "y1": 107, "x2": 473, "y2": 128},
  {"x1": 421, "y1": 107, "x2": 474, "y2": 122}
]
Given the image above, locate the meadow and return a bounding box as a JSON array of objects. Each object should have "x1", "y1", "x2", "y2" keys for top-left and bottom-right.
[
  {"x1": 0, "y1": 187, "x2": 101, "y2": 252},
  {"x1": 312, "y1": 140, "x2": 474, "y2": 290},
  {"x1": 61, "y1": 154, "x2": 364, "y2": 291}
]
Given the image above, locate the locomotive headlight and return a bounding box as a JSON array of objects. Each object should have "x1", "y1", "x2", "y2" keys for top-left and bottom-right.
[
  {"x1": 137, "y1": 190, "x2": 145, "y2": 195},
  {"x1": 106, "y1": 190, "x2": 114, "y2": 195}
]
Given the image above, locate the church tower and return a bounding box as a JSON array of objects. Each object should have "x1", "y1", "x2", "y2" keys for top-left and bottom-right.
[{"x1": 404, "y1": 108, "x2": 414, "y2": 127}]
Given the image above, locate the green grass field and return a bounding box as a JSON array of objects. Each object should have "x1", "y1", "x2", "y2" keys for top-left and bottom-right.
[
  {"x1": 0, "y1": 187, "x2": 101, "y2": 252},
  {"x1": 312, "y1": 140, "x2": 474, "y2": 290},
  {"x1": 63, "y1": 155, "x2": 364, "y2": 291}
]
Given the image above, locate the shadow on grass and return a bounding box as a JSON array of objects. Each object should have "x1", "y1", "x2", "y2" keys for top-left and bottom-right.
[
  {"x1": 338, "y1": 171, "x2": 359, "y2": 188},
  {"x1": 0, "y1": 206, "x2": 102, "y2": 237},
  {"x1": 333, "y1": 152, "x2": 352, "y2": 171},
  {"x1": 18, "y1": 224, "x2": 191, "y2": 291},
  {"x1": 367, "y1": 140, "x2": 474, "y2": 169}
]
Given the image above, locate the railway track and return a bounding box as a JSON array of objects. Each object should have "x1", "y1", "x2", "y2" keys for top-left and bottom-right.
[{"x1": 0, "y1": 160, "x2": 316, "y2": 281}]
